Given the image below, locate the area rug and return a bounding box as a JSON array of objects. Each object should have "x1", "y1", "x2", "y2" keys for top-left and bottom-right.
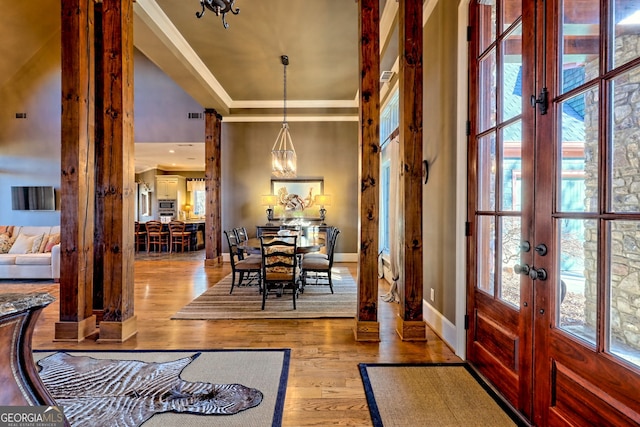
[
  {"x1": 172, "y1": 267, "x2": 356, "y2": 320},
  {"x1": 359, "y1": 363, "x2": 524, "y2": 427},
  {"x1": 33, "y1": 349, "x2": 290, "y2": 427}
]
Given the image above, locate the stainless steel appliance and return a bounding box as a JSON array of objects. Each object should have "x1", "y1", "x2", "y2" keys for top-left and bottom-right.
[
  {"x1": 158, "y1": 199, "x2": 176, "y2": 222},
  {"x1": 158, "y1": 199, "x2": 176, "y2": 211}
]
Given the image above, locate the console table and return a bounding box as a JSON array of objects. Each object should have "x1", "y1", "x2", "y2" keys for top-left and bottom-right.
[{"x1": 0, "y1": 293, "x2": 62, "y2": 408}]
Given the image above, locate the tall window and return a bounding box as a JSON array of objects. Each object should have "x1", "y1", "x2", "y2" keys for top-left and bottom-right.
[
  {"x1": 187, "y1": 179, "x2": 206, "y2": 218},
  {"x1": 380, "y1": 89, "x2": 399, "y2": 255}
]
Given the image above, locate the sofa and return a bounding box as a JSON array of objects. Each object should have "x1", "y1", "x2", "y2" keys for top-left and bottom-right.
[{"x1": 0, "y1": 226, "x2": 60, "y2": 281}]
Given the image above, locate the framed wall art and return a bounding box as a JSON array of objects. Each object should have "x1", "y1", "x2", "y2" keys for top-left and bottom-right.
[{"x1": 270, "y1": 178, "x2": 324, "y2": 220}]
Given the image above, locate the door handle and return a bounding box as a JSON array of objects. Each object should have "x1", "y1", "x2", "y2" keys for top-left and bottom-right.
[
  {"x1": 528, "y1": 267, "x2": 547, "y2": 281},
  {"x1": 514, "y1": 264, "x2": 530, "y2": 275},
  {"x1": 535, "y1": 244, "x2": 548, "y2": 256},
  {"x1": 520, "y1": 241, "x2": 531, "y2": 252}
]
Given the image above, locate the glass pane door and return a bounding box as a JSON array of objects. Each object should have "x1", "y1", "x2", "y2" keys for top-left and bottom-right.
[
  {"x1": 467, "y1": 0, "x2": 533, "y2": 418},
  {"x1": 532, "y1": 0, "x2": 640, "y2": 424}
]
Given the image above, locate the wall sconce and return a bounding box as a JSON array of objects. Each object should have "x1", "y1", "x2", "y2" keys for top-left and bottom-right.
[
  {"x1": 137, "y1": 180, "x2": 151, "y2": 193},
  {"x1": 314, "y1": 194, "x2": 332, "y2": 225},
  {"x1": 261, "y1": 194, "x2": 279, "y2": 225}
]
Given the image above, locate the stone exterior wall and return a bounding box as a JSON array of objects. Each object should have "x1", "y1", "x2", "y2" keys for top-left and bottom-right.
[{"x1": 583, "y1": 35, "x2": 640, "y2": 349}]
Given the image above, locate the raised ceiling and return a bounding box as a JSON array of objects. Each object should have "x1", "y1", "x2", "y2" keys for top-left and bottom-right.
[
  {"x1": 135, "y1": 0, "x2": 364, "y2": 117},
  {"x1": 1, "y1": 1, "x2": 401, "y2": 172}
]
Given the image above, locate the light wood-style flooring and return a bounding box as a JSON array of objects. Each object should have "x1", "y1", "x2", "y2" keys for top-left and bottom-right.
[{"x1": 8, "y1": 252, "x2": 461, "y2": 427}]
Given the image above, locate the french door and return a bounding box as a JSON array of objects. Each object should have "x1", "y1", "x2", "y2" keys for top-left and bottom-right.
[{"x1": 468, "y1": 0, "x2": 640, "y2": 425}]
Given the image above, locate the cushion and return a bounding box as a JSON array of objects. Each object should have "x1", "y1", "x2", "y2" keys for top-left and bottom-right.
[
  {"x1": 31, "y1": 234, "x2": 45, "y2": 253},
  {"x1": 9, "y1": 234, "x2": 44, "y2": 254},
  {"x1": 0, "y1": 255, "x2": 17, "y2": 265},
  {"x1": 0, "y1": 226, "x2": 13, "y2": 236},
  {"x1": 38, "y1": 234, "x2": 49, "y2": 253},
  {"x1": 236, "y1": 258, "x2": 261, "y2": 269},
  {"x1": 302, "y1": 257, "x2": 329, "y2": 269},
  {"x1": 15, "y1": 254, "x2": 52, "y2": 265},
  {"x1": 265, "y1": 245, "x2": 295, "y2": 275},
  {"x1": 0, "y1": 234, "x2": 15, "y2": 254},
  {"x1": 44, "y1": 233, "x2": 61, "y2": 253}
]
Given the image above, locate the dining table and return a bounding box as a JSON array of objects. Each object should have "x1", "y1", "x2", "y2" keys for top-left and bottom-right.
[{"x1": 238, "y1": 236, "x2": 325, "y2": 254}]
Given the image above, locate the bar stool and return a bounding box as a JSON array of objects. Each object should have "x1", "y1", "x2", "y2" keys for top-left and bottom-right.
[
  {"x1": 134, "y1": 221, "x2": 147, "y2": 252},
  {"x1": 169, "y1": 220, "x2": 191, "y2": 253},
  {"x1": 146, "y1": 220, "x2": 168, "y2": 253}
]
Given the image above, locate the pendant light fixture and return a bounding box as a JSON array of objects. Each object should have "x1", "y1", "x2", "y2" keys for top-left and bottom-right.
[
  {"x1": 271, "y1": 55, "x2": 297, "y2": 178},
  {"x1": 195, "y1": 0, "x2": 239, "y2": 29}
]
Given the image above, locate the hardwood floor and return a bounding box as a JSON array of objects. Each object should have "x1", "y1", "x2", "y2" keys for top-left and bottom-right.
[{"x1": 8, "y1": 252, "x2": 461, "y2": 427}]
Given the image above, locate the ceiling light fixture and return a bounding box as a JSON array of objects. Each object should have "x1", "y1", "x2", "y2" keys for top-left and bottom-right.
[
  {"x1": 195, "y1": 0, "x2": 239, "y2": 29},
  {"x1": 271, "y1": 55, "x2": 297, "y2": 178}
]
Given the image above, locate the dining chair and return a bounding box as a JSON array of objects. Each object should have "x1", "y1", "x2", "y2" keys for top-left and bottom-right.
[
  {"x1": 168, "y1": 220, "x2": 191, "y2": 253},
  {"x1": 259, "y1": 235, "x2": 299, "y2": 310},
  {"x1": 224, "y1": 230, "x2": 261, "y2": 294},
  {"x1": 234, "y1": 227, "x2": 260, "y2": 255},
  {"x1": 145, "y1": 220, "x2": 169, "y2": 253},
  {"x1": 304, "y1": 227, "x2": 336, "y2": 260},
  {"x1": 301, "y1": 228, "x2": 340, "y2": 294},
  {"x1": 134, "y1": 221, "x2": 147, "y2": 253}
]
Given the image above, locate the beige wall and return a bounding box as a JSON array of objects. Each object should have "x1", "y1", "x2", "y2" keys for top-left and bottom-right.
[
  {"x1": 221, "y1": 121, "x2": 359, "y2": 254},
  {"x1": 134, "y1": 53, "x2": 205, "y2": 143},
  {"x1": 423, "y1": 0, "x2": 459, "y2": 322},
  {"x1": 0, "y1": 33, "x2": 61, "y2": 226},
  {"x1": 0, "y1": 31, "x2": 358, "y2": 254}
]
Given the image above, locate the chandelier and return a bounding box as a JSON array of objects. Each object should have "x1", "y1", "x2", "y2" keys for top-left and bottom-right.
[
  {"x1": 271, "y1": 55, "x2": 297, "y2": 178},
  {"x1": 195, "y1": 0, "x2": 239, "y2": 29}
]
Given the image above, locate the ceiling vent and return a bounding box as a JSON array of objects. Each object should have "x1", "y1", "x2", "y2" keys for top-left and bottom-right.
[{"x1": 380, "y1": 70, "x2": 394, "y2": 83}]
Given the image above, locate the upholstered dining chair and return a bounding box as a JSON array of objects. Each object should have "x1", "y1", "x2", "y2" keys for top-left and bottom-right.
[
  {"x1": 168, "y1": 220, "x2": 191, "y2": 253},
  {"x1": 134, "y1": 221, "x2": 147, "y2": 253},
  {"x1": 224, "y1": 230, "x2": 261, "y2": 294},
  {"x1": 301, "y1": 228, "x2": 340, "y2": 294},
  {"x1": 259, "y1": 235, "x2": 299, "y2": 310},
  {"x1": 145, "y1": 220, "x2": 168, "y2": 253}
]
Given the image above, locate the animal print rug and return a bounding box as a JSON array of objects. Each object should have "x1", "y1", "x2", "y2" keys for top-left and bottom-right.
[{"x1": 37, "y1": 352, "x2": 263, "y2": 427}]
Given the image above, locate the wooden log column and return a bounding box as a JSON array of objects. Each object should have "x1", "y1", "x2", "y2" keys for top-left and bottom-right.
[
  {"x1": 397, "y1": 0, "x2": 426, "y2": 341},
  {"x1": 354, "y1": 0, "x2": 381, "y2": 342},
  {"x1": 204, "y1": 109, "x2": 223, "y2": 267},
  {"x1": 56, "y1": 0, "x2": 97, "y2": 342},
  {"x1": 95, "y1": 0, "x2": 137, "y2": 342},
  {"x1": 93, "y1": 2, "x2": 105, "y2": 321}
]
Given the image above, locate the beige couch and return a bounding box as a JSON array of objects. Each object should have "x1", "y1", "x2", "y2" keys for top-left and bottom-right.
[{"x1": 0, "y1": 226, "x2": 60, "y2": 281}]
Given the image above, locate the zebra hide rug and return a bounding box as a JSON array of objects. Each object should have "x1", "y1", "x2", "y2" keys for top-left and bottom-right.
[{"x1": 37, "y1": 351, "x2": 263, "y2": 427}]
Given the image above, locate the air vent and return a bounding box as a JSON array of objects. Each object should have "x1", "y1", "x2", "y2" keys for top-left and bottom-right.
[
  {"x1": 188, "y1": 112, "x2": 203, "y2": 120},
  {"x1": 380, "y1": 70, "x2": 394, "y2": 83},
  {"x1": 15, "y1": 113, "x2": 27, "y2": 119}
]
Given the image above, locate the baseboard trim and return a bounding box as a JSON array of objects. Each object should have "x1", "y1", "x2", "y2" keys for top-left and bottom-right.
[
  {"x1": 334, "y1": 253, "x2": 357, "y2": 262},
  {"x1": 423, "y1": 300, "x2": 458, "y2": 353}
]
